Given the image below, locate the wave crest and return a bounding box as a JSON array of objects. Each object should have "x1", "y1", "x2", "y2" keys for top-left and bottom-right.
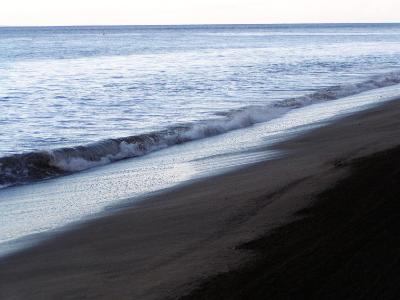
[{"x1": 1, "y1": 72, "x2": 400, "y2": 188}]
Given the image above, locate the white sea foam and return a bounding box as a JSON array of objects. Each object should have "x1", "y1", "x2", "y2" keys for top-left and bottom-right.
[
  {"x1": 1, "y1": 72, "x2": 400, "y2": 187},
  {"x1": 2, "y1": 81, "x2": 400, "y2": 259}
]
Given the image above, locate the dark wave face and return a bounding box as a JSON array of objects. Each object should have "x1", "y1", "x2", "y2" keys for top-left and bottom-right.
[
  {"x1": 0, "y1": 152, "x2": 65, "y2": 188},
  {"x1": 1, "y1": 72, "x2": 400, "y2": 189}
]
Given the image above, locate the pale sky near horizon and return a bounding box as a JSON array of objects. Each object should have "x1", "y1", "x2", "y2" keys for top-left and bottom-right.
[{"x1": 1, "y1": 0, "x2": 399, "y2": 27}]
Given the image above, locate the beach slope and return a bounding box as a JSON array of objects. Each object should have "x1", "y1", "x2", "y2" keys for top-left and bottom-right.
[{"x1": 1, "y1": 100, "x2": 400, "y2": 300}]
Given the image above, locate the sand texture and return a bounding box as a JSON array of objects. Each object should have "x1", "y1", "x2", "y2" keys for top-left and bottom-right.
[{"x1": 1, "y1": 100, "x2": 400, "y2": 300}]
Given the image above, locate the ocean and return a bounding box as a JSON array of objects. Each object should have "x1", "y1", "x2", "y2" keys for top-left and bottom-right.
[
  {"x1": 1, "y1": 24, "x2": 400, "y2": 187},
  {"x1": 0, "y1": 23, "x2": 400, "y2": 255}
]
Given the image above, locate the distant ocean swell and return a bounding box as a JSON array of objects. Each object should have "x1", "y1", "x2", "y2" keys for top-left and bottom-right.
[{"x1": 1, "y1": 71, "x2": 400, "y2": 188}]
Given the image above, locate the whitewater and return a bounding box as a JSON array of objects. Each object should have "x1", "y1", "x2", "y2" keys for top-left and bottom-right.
[
  {"x1": 1, "y1": 24, "x2": 400, "y2": 256},
  {"x1": 1, "y1": 24, "x2": 400, "y2": 187}
]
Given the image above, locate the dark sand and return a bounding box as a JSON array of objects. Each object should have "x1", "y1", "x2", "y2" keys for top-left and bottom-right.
[
  {"x1": 181, "y1": 139, "x2": 400, "y2": 300},
  {"x1": 1, "y1": 100, "x2": 400, "y2": 300}
]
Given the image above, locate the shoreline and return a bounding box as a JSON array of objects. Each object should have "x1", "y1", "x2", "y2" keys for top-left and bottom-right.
[
  {"x1": 1, "y1": 99, "x2": 400, "y2": 299},
  {"x1": 2, "y1": 72, "x2": 400, "y2": 189}
]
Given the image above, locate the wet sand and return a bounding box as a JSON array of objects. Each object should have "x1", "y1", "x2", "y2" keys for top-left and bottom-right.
[
  {"x1": 182, "y1": 124, "x2": 400, "y2": 300},
  {"x1": 1, "y1": 100, "x2": 400, "y2": 300}
]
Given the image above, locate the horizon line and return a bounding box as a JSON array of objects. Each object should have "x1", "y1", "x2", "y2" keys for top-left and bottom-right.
[{"x1": 1, "y1": 21, "x2": 400, "y2": 28}]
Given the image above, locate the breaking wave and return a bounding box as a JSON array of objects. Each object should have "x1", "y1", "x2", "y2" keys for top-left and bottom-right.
[{"x1": 1, "y1": 72, "x2": 400, "y2": 188}]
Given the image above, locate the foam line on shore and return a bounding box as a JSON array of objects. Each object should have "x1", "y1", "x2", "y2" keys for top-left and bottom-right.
[{"x1": 1, "y1": 71, "x2": 400, "y2": 188}]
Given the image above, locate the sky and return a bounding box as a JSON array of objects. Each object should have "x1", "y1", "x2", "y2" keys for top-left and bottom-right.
[{"x1": 1, "y1": 0, "x2": 400, "y2": 27}]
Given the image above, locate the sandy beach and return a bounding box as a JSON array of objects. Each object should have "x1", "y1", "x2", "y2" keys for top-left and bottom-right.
[{"x1": 1, "y1": 99, "x2": 400, "y2": 300}]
